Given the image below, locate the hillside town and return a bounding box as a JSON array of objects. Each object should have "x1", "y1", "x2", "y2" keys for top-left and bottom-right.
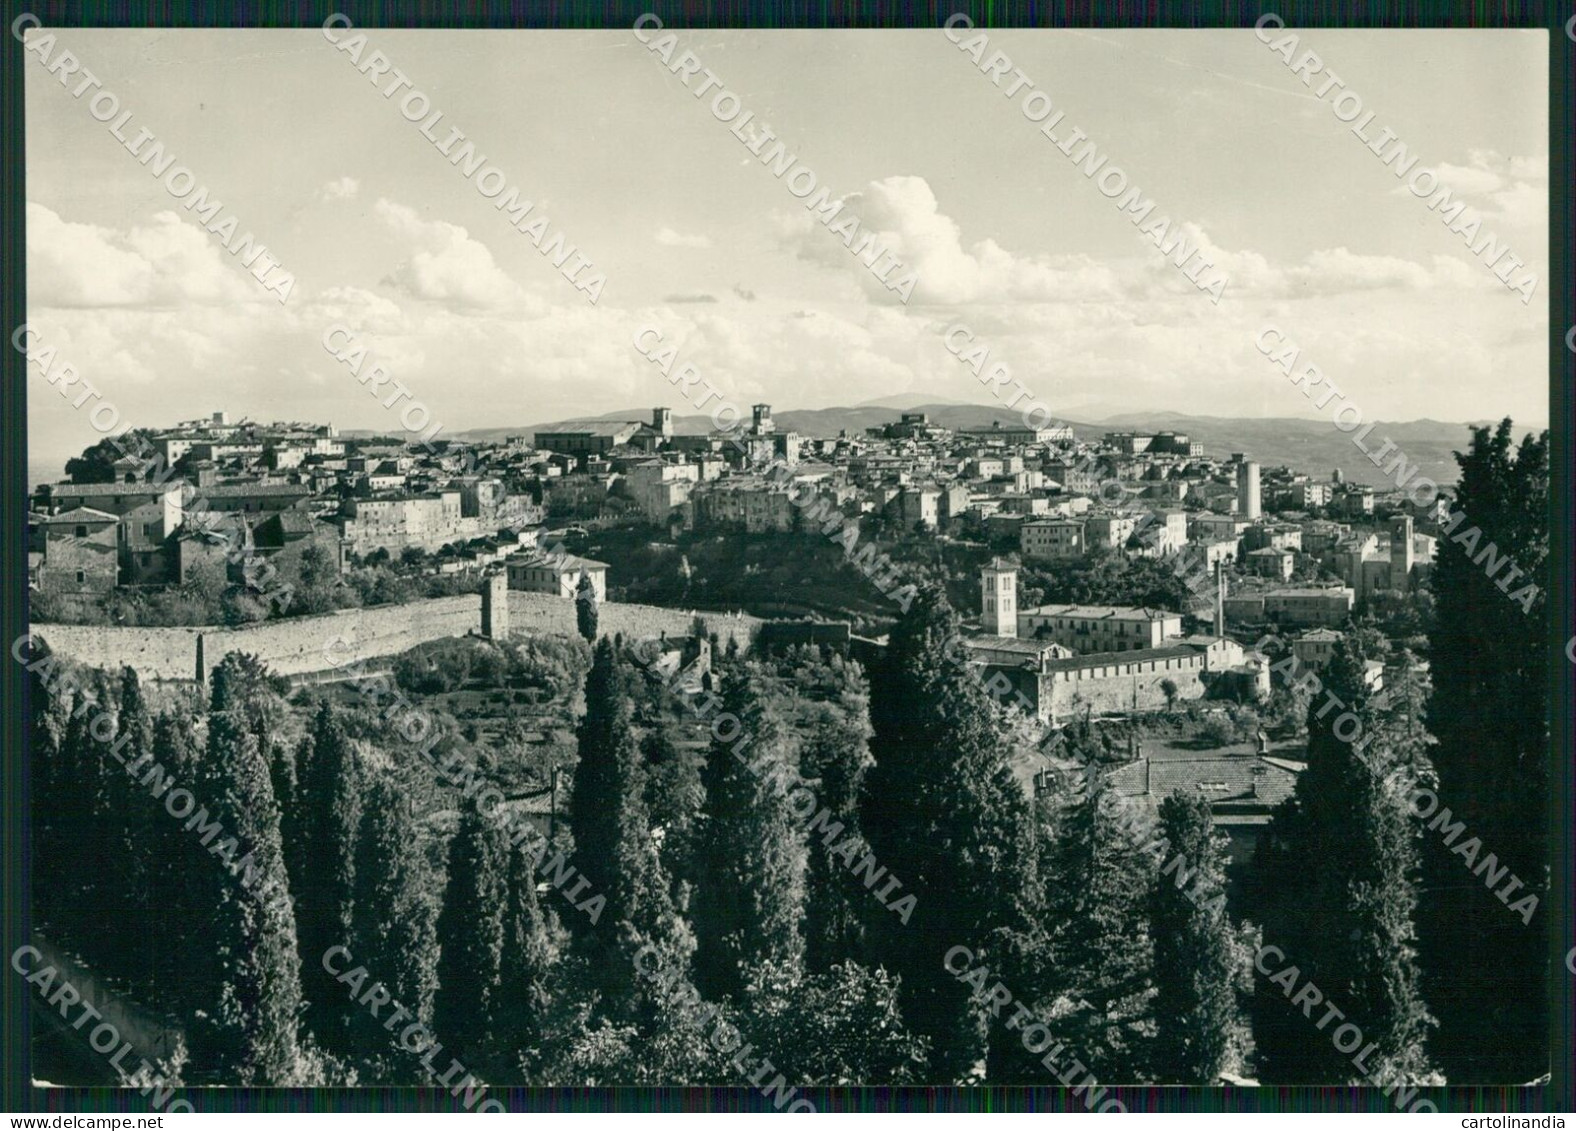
[
  {"x1": 29, "y1": 402, "x2": 1442, "y2": 683},
  {"x1": 25, "y1": 388, "x2": 1549, "y2": 1101},
  {"x1": 28, "y1": 398, "x2": 1458, "y2": 853},
  {"x1": 12, "y1": 8, "x2": 1560, "y2": 1115}
]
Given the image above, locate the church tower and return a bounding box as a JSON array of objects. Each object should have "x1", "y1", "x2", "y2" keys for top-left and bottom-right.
[{"x1": 981, "y1": 559, "x2": 1018, "y2": 639}]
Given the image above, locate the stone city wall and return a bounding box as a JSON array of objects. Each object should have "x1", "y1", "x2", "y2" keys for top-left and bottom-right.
[{"x1": 31, "y1": 593, "x2": 761, "y2": 680}]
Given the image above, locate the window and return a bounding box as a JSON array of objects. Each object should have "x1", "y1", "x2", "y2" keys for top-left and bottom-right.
[
  {"x1": 75, "y1": 570, "x2": 86, "y2": 584},
  {"x1": 74, "y1": 525, "x2": 88, "y2": 538}
]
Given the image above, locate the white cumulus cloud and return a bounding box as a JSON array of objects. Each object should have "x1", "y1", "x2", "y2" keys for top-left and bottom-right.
[
  {"x1": 374, "y1": 199, "x2": 542, "y2": 315},
  {"x1": 320, "y1": 176, "x2": 360, "y2": 201},
  {"x1": 655, "y1": 227, "x2": 713, "y2": 249}
]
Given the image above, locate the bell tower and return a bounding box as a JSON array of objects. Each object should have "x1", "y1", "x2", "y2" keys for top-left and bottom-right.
[{"x1": 981, "y1": 559, "x2": 1018, "y2": 639}]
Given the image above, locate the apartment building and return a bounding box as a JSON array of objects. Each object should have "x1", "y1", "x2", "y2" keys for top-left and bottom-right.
[
  {"x1": 1017, "y1": 603, "x2": 1185, "y2": 654},
  {"x1": 1021, "y1": 518, "x2": 1086, "y2": 560}
]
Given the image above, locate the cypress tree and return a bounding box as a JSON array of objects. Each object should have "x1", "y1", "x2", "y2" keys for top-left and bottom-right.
[
  {"x1": 269, "y1": 738, "x2": 301, "y2": 886},
  {"x1": 108, "y1": 667, "x2": 159, "y2": 984},
  {"x1": 435, "y1": 795, "x2": 509, "y2": 1060},
  {"x1": 569, "y1": 639, "x2": 669, "y2": 966},
  {"x1": 642, "y1": 725, "x2": 705, "y2": 894},
  {"x1": 576, "y1": 571, "x2": 599, "y2": 643},
  {"x1": 59, "y1": 671, "x2": 116, "y2": 953},
  {"x1": 981, "y1": 784, "x2": 1061, "y2": 1085},
  {"x1": 28, "y1": 645, "x2": 73, "y2": 931},
  {"x1": 148, "y1": 709, "x2": 204, "y2": 1014},
  {"x1": 692, "y1": 666, "x2": 807, "y2": 1002},
  {"x1": 53, "y1": 681, "x2": 92, "y2": 930},
  {"x1": 296, "y1": 702, "x2": 362, "y2": 1050},
  {"x1": 1255, "y1": 635, "x2": 1436, "y2": 1085},
  {"x1": 862, "y1": 585, "x2": 1034, "y2": 1082},
  {"x1": 494, "y1": 838, "x2": 554, "y2": 1066},
  {"x1": 350, "y1": 774, "x2": 439, "y2": 1079},
  {"x1": 189, "y1": 655, "x2": 303, "y2": 1084},
  {"x1": 1033, "y1": 759, "x2": 1156, "y2": 1083},
  {"x1": 281, "y1": 728, "x2": 314, "y2": 901},
  {"x1": 1149, "y1": 791, "x2": 1253, "y2": 1083},
  {"x1": 801, "y1": 688, "x2": 873, "y2": 973},
  {"x1": 1421, "y1": 421, "x2": 1547, "y2": 1082}
]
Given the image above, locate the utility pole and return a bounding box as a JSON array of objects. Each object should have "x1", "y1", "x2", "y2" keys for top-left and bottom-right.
[{"x1": 548, "y1": 765, "x2": 560, "y2": 846}]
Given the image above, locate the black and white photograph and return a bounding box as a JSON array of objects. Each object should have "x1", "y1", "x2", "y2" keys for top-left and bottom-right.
[{"x1": 5, "y1": 8, "x2": 1566, "y2": 1119}]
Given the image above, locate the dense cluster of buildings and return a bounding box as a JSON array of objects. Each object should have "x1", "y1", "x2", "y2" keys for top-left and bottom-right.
[
  {"x1": 501, "y1": 405, "x2": 1440, "y2": 727},
  {"x1": 29, "y1": 400, "x2": 1454, "y2": 873},
  {"x1": 30, "y1": 406, "x2": 1445, "y2": 678},
  {"x1": 27, "y1": 411, "x2": 589, "y2": 601},
  {"x1": 962, "y1": 559, "x2": 1263, "y2": 724}
]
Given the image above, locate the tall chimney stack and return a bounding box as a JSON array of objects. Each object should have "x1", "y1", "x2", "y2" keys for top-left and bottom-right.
[
  {"x1": 1214, "y1": 559, "x2": 1226, "y2": 638},
  {"x1": 1237, "y1": 461, "x2": 1261, "y2": 520}
]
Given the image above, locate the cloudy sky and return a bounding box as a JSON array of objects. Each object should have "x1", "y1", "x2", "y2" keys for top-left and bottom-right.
[{"x1": 25, "y1": 27, "x2": 1547, "y2": 468}]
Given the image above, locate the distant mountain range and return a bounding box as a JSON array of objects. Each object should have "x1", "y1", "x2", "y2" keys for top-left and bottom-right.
[
  {"x1": 442, "y1": 405, "x2": 1522, "y2": 490},
  {"x1": 856, "y1": 392, "x2": 975, "y2": 409}
]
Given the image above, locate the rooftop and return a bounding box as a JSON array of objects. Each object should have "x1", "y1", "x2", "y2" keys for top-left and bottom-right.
[
  {"x1": 511, "y1": 552, "x2": 609, "y2": 572},
  {"x1": 1107, "y1": 755, "x2": 1299, "y2": 811},
  {"x1": 962, "y1": 635, "x2": 1066, "y2": 657},
  {"x1": 46, "y1": 482, "x2": 177, "y2": 498},
  {"x1": 197, "y1": 483, "x2": 312, "y2": 498},
  {"x1": 257, "y1": 511, "x2": 316, "y2": 535},
  {"x1": 1040, "y1": 643, "x2": 1200, "y2": 670},
  {"x1": 1022, "y1": 603, "x2": 1181, "y2": 621},
  {"x1": 32, "y1": 506, "x2": 119, "y2": 525},
  {"x1": 534, "y1": 420, "x2": 643, "y2": 438}
]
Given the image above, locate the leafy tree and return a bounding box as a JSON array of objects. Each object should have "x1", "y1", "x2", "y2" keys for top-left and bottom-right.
[
  {"x1": 350, "y1": 774, "x2": 440, "y2": 1080},
  {"x1": 1420, "y1": 421, "x2": 1547, "y2": 1083},
  {"x1": 862, "y1": 585, "x2": 1034, "y2": 1082},
  {"x1": 63, "y1": 429, "x2": 156, "y2": 483},
  {"x1": 281, "y1": 542, "x2": 343, "y2": 615},
  {"x1": 576, "y1": 571, "x2": 599, "y2": 642},
  {"x1": 742, "y1": 962, "x2": 930, "y2": 1084},
  {"x1": 435, "y1": 795, "x2": 509, "y2": 1061},
  {"x1": 1019, "y1": 548, "x2": 1191, "y2": 614},
  {"x1": 693, "y1": 666, "x2": 807, "y2": 1002},
  {"x1": 183, "y1": 557, "x2": 230, "y2": 607},
  {"x1": 221, "y1": 587, "x2": 270, "y2": 625},
  {"x1": 532, "y1": 961, "x2": 732, "y2": 1087},
  {"x1": 1149, "y1": 791, "x2": 1254, "y2": 1083}
]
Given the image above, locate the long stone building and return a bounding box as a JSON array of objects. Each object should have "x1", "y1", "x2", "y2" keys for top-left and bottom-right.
[{"x1": 964, "y1": 562, "x2": 1265, "y2": 723}]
